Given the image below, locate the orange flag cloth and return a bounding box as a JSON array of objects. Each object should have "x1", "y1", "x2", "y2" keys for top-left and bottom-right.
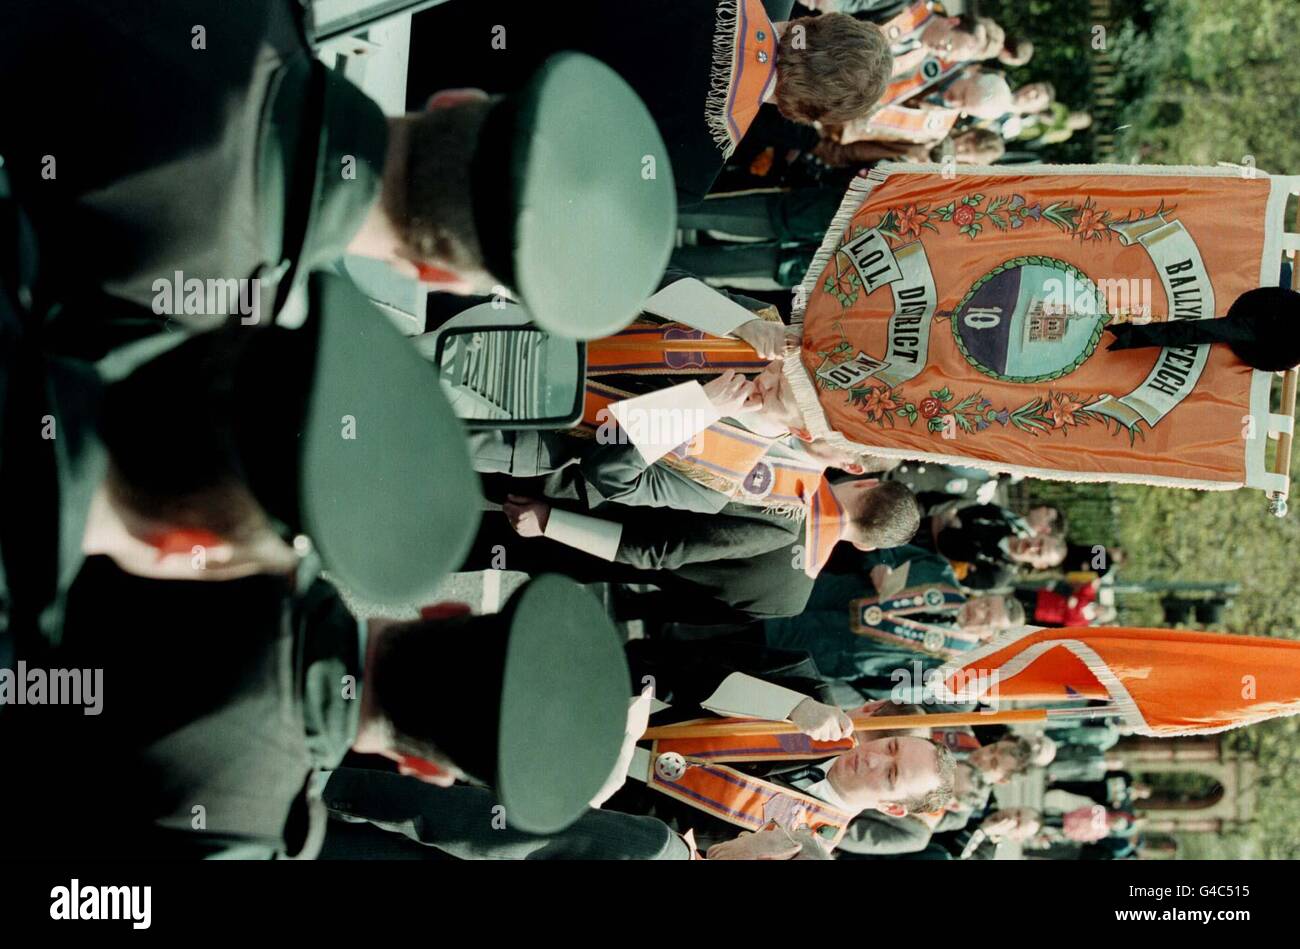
[
  {"x1": 936, "y1": 625, "x2": 1300, "y2": 736},
  {"x1": 787, "y1": 164, "x2": 1295, "y2": 492}
]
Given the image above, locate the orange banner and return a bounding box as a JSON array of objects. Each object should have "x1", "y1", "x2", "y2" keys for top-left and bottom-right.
[
  {"x1": 937, "y1": 625, "x2": 1300, "y2": 737},
  {"x1": 789, "y1": 165, "x2": 1291, "y2": 490}
]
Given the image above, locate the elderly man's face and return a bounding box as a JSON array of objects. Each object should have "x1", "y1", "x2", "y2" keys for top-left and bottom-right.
[
  {"x1": 1008, "y1": 535, "x2": 1066, "y2": 569},
  {"x1": 826, "y1": 735, "x2": 943, "y2": 814},
  {"x1": 970, "y1": 740, "x2": 1023, "y2": 784}
]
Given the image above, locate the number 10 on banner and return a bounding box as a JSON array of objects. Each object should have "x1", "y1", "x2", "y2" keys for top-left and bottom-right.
[{"x1": 816, "y1": 351, "x2": 891, "y2": 390}]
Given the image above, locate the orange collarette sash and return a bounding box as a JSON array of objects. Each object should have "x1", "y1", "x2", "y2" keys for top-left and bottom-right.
[
  {"x1": 802, "y1": 477, "x2": 847, "y2": 579},
  {"x1": 663, "y1": 423, "x2": 779, "y2": 501},
  {"x1": 855, "y1": 103, "x2": 961, "y2": 145},
  {"x1": 650, "y1": 724, "x2": 857, "y2": 849},
  {"x1": 878, "y1": 0, "x2": 940, "y2": 48},
  {"x1": 879, "y1": 49, "x2": 966, "y2": 108},
  {"x1": 587, "y1": 322, "x2": 769, "y2": 376},
  {"x1": 578, "y1": 383, "x2": 848, "y2": 552},
  {"x1": 707, "y1": 0, "x2": 778, "y2": 158}
]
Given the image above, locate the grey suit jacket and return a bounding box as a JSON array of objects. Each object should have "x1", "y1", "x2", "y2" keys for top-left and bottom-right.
[{"x1": 837, "y1": 810, "x2": 934, "y2": 855}]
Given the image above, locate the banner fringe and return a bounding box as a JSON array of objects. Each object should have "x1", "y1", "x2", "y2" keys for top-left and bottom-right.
[{"x1": 706, "y1": 0, "x2": 741, "y2": 159}]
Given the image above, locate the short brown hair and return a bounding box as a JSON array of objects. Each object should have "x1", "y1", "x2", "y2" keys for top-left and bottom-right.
[
  {"x1": 775, "y1": 15, "x2": 893, "y2": 125},
  {"x1": 851, "y1": 481, "x2": 922, "y2": 549},
  {"x1": 896, "y1": 740, "x2": 957, "y2": 814},
  {"x1": 398, "y1": 98, "x2": 494, "y2": 274}
]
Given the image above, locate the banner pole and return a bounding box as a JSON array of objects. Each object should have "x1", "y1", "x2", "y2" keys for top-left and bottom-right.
[
  {"x1": 1267, "y1": 197, "x2": 1300, "y2": 517},
  {"x1": 588, "y1": 338, "x2": 761, "y2": 356},
  {"x1": 643, "y1": 707, "x2": 1047, "y2": 741},
  {"x1": 641, "y1": 705, "x2": 1127, "y2": 741}
]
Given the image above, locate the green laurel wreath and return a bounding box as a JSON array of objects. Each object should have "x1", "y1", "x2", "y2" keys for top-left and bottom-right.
[{"x1": 948, "y1": 256, "x2": 1112, "y2": 384}]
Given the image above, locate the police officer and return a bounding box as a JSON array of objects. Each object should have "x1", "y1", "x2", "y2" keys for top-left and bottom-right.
[
  {"x1": 0, "y1": 271, "x2": 635, "y2": 857},
  {"x1": 1, "y1": 2, "x2": 676, "y2": 345}
]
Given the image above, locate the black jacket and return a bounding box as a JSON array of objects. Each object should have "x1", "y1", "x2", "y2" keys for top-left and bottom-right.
[
  {"x1": 410, "y1": 0, "x2": 798, "y2": 206},
  {"x1": 463, "y1": 504, "x2": 816, "y2": 622}
]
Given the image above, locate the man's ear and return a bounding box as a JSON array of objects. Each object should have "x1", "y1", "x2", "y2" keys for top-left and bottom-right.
[
  {"x1": 425, "y1": 88, "x2": 490, "y2": 111},
  {"x1": 415, "y1": 262, "x2": 467, "y2": 287},
  {"x1": 877, "y1": 802, "x2": 908, "y2": 818},
  {"x1": 395, "y1": 754, "x2": 458, "y2": 788},
  {"x1": 858, "y1": 699, "x2": 888, "y2": 717}
]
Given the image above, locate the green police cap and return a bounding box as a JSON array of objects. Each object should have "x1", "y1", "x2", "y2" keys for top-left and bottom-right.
[
  {"x1": 370, "y1": 574, "x2": 631, "y2": 834},
  {"x1": 295, "y1": 272, "x2": 482, "y2": 605},
  {"x1": 471, "y1": 53, "x2": 676, "y2": 340},
  {"x1": 495, "y1": 574, "x2": 630, "y2": 833}
]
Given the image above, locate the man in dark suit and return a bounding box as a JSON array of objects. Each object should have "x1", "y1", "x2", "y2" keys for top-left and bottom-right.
[
  {"x1": 464, "y1": 474, "x2": 920, "y2": 621},
  {"x1": 918, "y1": 501, "x2": 1067, "y2": 590}
]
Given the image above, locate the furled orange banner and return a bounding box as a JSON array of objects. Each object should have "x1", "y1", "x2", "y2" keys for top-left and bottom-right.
[
  {"x1": 788, "y1": 164, "x2": 1294, "y2": 490},
  {"x1": 935, "y1": 625, "x2": 1300, "y2": 736}
]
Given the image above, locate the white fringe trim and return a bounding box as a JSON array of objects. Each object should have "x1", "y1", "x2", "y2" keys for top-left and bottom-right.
[
  {"x1": 791, "y1": 172, "x2": 882, "y2": 327},
  {"x1": 706, "y1": 0, "x2": 741, "y2": 159},
  {"x1": 782, "y1": 161, "x2": 1268, "y2": 493}
]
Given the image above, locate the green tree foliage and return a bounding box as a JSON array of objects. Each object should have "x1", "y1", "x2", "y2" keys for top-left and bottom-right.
[
  {"x1": 1108, "y1": 0, "x2": 1300, "y2": 173},
  {"x1": 990, "y1": 0, "x2": 1300, "y2": 857}
]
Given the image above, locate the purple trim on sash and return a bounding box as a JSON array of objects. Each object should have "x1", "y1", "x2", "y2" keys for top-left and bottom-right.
[
  {"x1": 660, "y1": 776, "x2": 766, "y2": 827},
  {"x1": 725, "y1": 0, "x2": 751, "y2": 143},
  {"x1": 590, "y1": 359, "x2": 768, "y2": 373}
]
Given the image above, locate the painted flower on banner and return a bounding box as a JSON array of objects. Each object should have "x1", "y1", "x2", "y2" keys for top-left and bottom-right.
[
  {"x1": 872, "y1": 206, "x2": 939, "y2": 243},
  {"x1": 835, "y1": 383, "x2": 1142, "y2": 444},
  {"x1": 1006, "y1": 391, "x2": 1142, "y2": 444},
  {"x1": 1073, "y1": 200, "x2": 1110, "y2": 241},
  {"x1": 894, "y1": 204, "x2": 932, "y2": 239},
  {"x1": 1006, "y1": 194, "x2": 1043, "y2": 229},
  {"x1": 933, "y1": 193, "x2": 1088, "y2": 239},
  {"x1": 848, "y1": 385, "x2": 917, "y2": 426},
  {"x1": 1047, "y1": 392, "x2": 1086, "y2": 428}
]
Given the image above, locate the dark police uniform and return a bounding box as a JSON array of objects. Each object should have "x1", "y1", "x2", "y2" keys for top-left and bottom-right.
[
  {"x1": 1, "y1": 0, "x2": 387, "y2": 349},
  {"x1": 1, "y1": 555, "x2": 363, "y2": 859}
]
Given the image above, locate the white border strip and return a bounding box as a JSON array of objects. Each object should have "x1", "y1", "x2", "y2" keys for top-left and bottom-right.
[{"x1": 1245, "y1": 369, "x2": 1283, "y2": 492}]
